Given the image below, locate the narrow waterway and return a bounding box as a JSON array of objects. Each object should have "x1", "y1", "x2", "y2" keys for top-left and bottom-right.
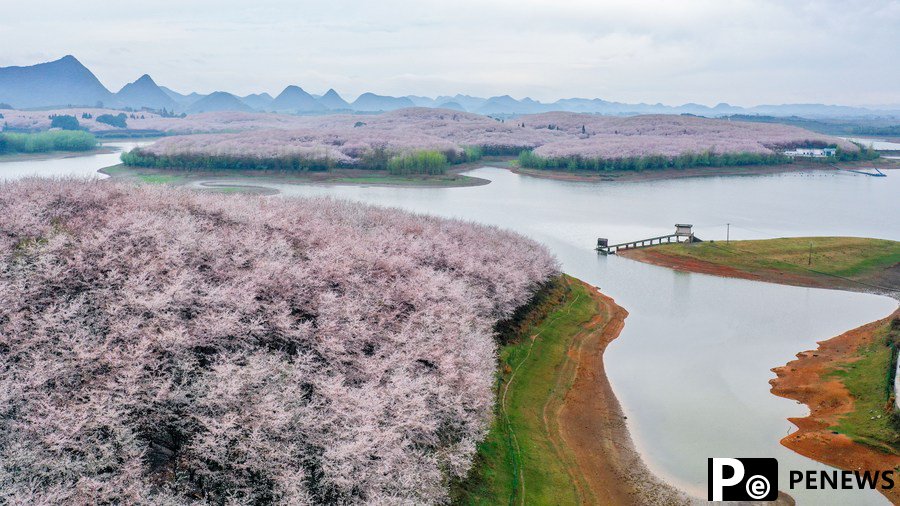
[
  {"x1": 2, "y1": 154, "x2": 898, "y2": 503},
  {"x1": 0, "y1": 141, "x2": 146, "y2": 181},
  {"x1": 845, "y1": 137, "x2": 900, "y2": 151}
]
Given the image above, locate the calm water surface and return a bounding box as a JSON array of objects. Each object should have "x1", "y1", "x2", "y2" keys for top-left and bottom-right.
[
  {"x1": 3, "y1": 155, "x2": 899, "y2": 503},
  {"x1": 0, "y1": 141, "x2": 147, "y2": 181},
  {"x1": 845, "y1": 137, "x2": 900, "y2": 151}
]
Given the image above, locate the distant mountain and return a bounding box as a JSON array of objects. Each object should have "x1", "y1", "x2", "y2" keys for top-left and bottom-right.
[
  {"x1": 159, "y1": 86, "x2": 206, "y2": 107},
  {"x1": 435, "y1": 94, "x2": 487, "y2": 112},
  {"x1": 159, "y1": 86, "x2": 185, "y2": 102},
  {"x1": 319, "y1": 89, "x2": 351, "y2": 110},
  {"x1": 116, "y1": 74, "x2": 177, "y2": 110},
  {"x1": 271, "y1": 85, "x2": 326, "y2": 113},
  {"x1": 743, "y1": 103, "x2": 877, "y2": 117},
  {"x1": 407, "y1": 95, "x2": 438, "y2": 107},
  {"x1": 551, "y1": 98, "x2": 611, "y2": 113},
  {"x1": 185, "y1": 91, "x2": 253, "y2": 114},
  {"x1": 477, "y1": 95, "x2": 548, "y2": 115},
  {"x1": 437, "y1": 101, "x2": 465, "y2": 112},
  {"x1": 241, "y1": 93, "x2": 275, "y2": 111},
  {"x1": 352, "y1": 93, "x2": 416, "y2": 112},
  {"x1": 0, "y1": 55, "x2": 113, "y2": 108},
  {"x1": 2, "y1": 55, "x2": 896, "y2": 119}
]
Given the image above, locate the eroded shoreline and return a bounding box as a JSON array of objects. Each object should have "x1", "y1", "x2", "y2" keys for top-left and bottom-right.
[
  {"x1": 770, "y1": 309, "x2": 900, "y2": 504},
  {"x1": 622, "y1": 244, "x2": 900, "y2": 503}
]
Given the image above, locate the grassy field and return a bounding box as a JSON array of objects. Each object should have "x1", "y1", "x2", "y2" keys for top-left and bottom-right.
[
  {"x1": 827, "y1": 318, "x2": 900, "y2": 454},
  {"x1": 648, "y1": 237, "x2": 900, "y2": 288},
  {"x1": 136, "y1": 174, "x2": 183, "y2": 184},
  {"x1": 451, "y1": 275, "x2": 600, "y2": 505}
]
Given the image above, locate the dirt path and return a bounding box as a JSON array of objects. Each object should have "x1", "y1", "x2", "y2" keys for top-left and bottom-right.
[
  {"x1": 549, "y1": 280, "x2": 692, "y2": 505},
  {"x1": 770, "y1": 309, "x2": 900, "y2": 504}
]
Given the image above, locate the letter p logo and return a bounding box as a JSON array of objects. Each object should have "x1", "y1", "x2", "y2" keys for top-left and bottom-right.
[
  {"x1": 708, "y1": 457, "x2": 778, "y2": 501},
  {"x1": 710, "y1": 458, "x2": 745, "y2": 501}
]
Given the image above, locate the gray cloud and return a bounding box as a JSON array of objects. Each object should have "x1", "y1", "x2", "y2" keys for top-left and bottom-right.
[{"x1": 1, "y1": 0, "x2": 897, "y2": 106}]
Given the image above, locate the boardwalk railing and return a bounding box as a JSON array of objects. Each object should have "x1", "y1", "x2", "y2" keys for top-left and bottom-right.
[
  {"x1": 830, "y1": 163, "x2": 887, "y2": 177},
  {"x1": 596, "y1": 233, "x2": 694, "y2": 254}
]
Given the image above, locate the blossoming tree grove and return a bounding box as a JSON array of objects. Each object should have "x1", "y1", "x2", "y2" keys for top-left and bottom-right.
[{"x1": 0, "y1": 180, "x2": 558, "y2": 504}]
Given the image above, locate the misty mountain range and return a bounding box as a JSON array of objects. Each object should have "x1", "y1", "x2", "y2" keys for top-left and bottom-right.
[{"x1": 1, "y1": 55, "x2": 897, "y2": 118}]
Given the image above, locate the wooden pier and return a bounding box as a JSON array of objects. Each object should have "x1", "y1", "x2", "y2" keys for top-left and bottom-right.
[
  {"x1": 597, "y1": 224, "x2": 699, "y2": 255},
  {"x1": 831, "y1": 164, "x2": 887, "y2": 177}
]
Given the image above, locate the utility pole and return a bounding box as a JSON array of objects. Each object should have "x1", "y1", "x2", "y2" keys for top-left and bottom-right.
[{"x1": 726, "y1": 223, "x2": 730, "y2": 244}]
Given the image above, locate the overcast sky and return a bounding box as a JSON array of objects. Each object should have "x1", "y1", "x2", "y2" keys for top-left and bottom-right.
[{"x1": 2, "y1": 0, "x2": 898, "y2": 106}]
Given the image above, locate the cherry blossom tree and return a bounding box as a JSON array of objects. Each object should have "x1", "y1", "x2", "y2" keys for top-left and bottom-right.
[{"x1": 0, "y1": 180, "x2": 558, "y2": 504}]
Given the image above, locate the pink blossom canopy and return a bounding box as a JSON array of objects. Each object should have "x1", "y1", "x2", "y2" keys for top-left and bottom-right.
[{"x1": 0, "y1": 180, "x2": 558, "y2": 504}]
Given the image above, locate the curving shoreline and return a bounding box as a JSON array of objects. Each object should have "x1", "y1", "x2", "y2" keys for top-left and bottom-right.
[
  {"x1": 557, "y1": 279, "x2": 691, "y2": 504},
  {"x1": 533, "y1": 278, "x2": 796, "y2": 505},
  {"x1": 454, "y1": 276, "x2": 698, "y2": 504},
  {"x1": 621, "y1": 243, "x2": 900, "y2": 503},
  {"x1": 770, "y1": 309, "x2": 900, "y2": 504}
]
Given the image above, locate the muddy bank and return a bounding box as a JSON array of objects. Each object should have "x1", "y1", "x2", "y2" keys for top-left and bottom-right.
[
  {"x1": 555, "y1": 281, "x2": 690, "y2": 504},
  {"x1": 770, "y1": 310, "x2": 900, "y2": 504},
  {"x1": 621, "y1": 247, "x2": 899, "y2": 297},
  {"x1": 621, "y1": 245, "x2": 899, "y2": 504},
  {"x1": 560, "y1": 281, "x2": 792, "y2": 505}
]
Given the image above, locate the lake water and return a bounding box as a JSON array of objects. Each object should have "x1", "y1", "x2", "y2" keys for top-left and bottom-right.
[
  {"x1": 0, "y1": 141, "x2": 146, "y2": 181},
  {"x1": 3, "y1": 155, "x2": 899, "y2": 504},
  {"x1": 845, "y1": 137, "x2": 900, "y2": 151}
]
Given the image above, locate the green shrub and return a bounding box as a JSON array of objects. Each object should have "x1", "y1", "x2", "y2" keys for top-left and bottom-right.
[
  {"x1": 0, "y1": 131, "x2": 97, "y2": 154},
  {"x1": 96, "y1": 113, "x2": 128, "y2": 129},
  {"x1": 837, "y1": 142, "x2": 879, "y2": 162},
  {"x1": 463, "y1": 146, "x2": 483, "y2": 162},
  {"x1": 49, "y1": 115, "x2": 80, "y2": 131},
  {"x1": 386, "y1": 150, "x2": 448, "y2": 175},
  {"x1": 120, "y1": 149, "x2": 338, "y2": 171},
  {"x1": 518, "y1": 149, "x2": 791, "y2": 172}
]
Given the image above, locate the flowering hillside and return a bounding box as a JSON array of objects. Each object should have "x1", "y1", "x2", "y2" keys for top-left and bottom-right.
[
  {"x1": 523, "y1": 113, "x2": 858, "y2": 158},
  {"x1": 4, "y1": 107, "x2": 859, "y2": 170},
  {"x1": 0, "y1": 180, "x2": 558, "y2": 504},
  {"x1": 117, "y1": 109, "x2": 856, "y2": 171}
]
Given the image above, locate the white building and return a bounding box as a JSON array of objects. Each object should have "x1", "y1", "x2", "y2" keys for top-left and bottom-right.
[{"x1": 783, "y1": 147, "x2": 837, "y2": 158}]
